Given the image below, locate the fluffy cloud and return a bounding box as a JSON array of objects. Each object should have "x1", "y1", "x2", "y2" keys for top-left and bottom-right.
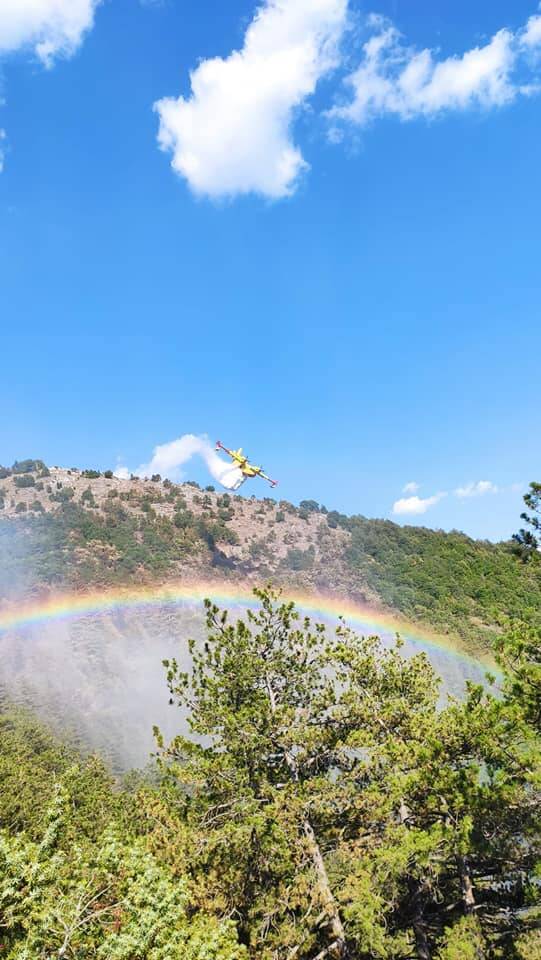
[
  {"x1": 393, "y1": 492, "x2": 446, "y2": 516},
  {"x1": 521, "y1": 11, "x2": 541, "y2": 49},
  {"x1": 154, "y1": 0, "x2": 348, "y2": 199},
  {"x1": 330, "y1": 11, "x2": 539, "y2": 129},
  {"x1": 0, "y1": 0, "x2": 101, "y2": 66},
  {"x1": 454, "y1": 480, "x2": 499, "y2": 498}
]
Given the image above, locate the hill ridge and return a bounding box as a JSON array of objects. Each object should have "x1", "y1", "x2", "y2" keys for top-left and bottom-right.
[{"x1": 1, "y1": 460, "x2": 540, "y2": 657}]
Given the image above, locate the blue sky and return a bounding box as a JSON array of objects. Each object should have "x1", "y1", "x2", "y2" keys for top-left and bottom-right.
[{"x1": 1, "y1": 0, "x2": 540, "y2": 540}]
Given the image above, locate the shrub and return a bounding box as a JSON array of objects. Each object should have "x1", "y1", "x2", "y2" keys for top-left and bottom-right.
[
  {"x1": 30, "y1": 500, "x2": 44, "y2": 512},
  {"x1": 103, "y1": 470, "x2": 114, "y2": 479},
  {"x1": 15, "y1": 502, "x2": 27, "y2": 513},
  {"x1": 0, "y1": 466, "x2": 11, "y2": 479},
  {"x1": 205, "y1": 485, "x2": 216, "y2": 492},
  {"x1": 82, "y1": 470, "x2": 101, "y2": 479},
  {"x1": 12, "y1": 459, "x2": 46, "y2": 474},
  {"x1": 51, "y1": 487, "x2": 75, "y2": 503},
  {"x1": 275, "y1": 511, "x2": 285, "y2": 523},
  {"x1": 14, "y1": 475, "x2": 35, "y2": 488},
  {"x1": 299, "y1": 499, "x2": 320, "y2": 513},
  {"x1": 285, "y1": 546, "x2": 315, "y2": 571},
  {"x1": 81, "y1": 488, "x2": 95, "y2": 506}
]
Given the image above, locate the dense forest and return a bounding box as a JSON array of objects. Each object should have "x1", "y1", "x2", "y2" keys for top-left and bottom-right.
[{"x1": 0, "y1": 587, "x2": 540, "y2": 959}]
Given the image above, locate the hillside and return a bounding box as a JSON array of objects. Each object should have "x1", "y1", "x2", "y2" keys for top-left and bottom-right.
[{"x1": 1, "y1": 458, "x2": 540, "y2": 656}]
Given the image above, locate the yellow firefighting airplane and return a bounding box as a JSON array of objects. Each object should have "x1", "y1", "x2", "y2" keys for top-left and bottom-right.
[{"x1": 216, "y1": 441, "x2": 278, "y2": 488}]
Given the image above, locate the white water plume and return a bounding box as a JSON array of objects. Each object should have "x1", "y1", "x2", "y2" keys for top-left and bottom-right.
[{"x1": 119, "y1": 434, "x2": 245, "y2": 491}]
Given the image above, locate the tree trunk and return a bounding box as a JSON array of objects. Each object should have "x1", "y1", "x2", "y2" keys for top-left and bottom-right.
[
  {"x1": 409, "y1": 880, "x2": 431, "y2": 960},
  {"x1": 457, "y1": 856, "x2": 475, "y2": 915},
  {"x1": 412, "y1": 901, "x2": 431, "y2": 960},
  {"x1": 303, "y1": 818, "x2": 349, "y2": 957}
]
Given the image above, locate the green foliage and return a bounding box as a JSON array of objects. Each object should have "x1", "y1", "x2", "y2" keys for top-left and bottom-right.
[
  {"x1": 82, "y1": 469, "x2": 102, "y2": 479},
  {"x1": 342, "y1": 515, "x2": 541, "y2": 652},
  {"x1": 284, "y1": 546, "x2": 315, "y2": 570},
  {"x1": 15, "y1": 502, "x2": 27, "y2": 513},
  {"x1": 0, "y1": 710, "x2": 245, "y2": 960},
  {"x1": 515, "y1": 930, "x2": 541, "y2": 959},
  {"x1": 435, "y1": 917, "x2": 487, "y2": 959},
  {"x1": 0, "y1": 592, "x2": 540, "y2": 960},
  {"x1": 12, "y1": 459, "x2": 46, "y2": 475},
  {"x1": 513, "y1": 481, "x2": 541, "y2": 561},
  {"x1": 299, "y1": 499, "x2": 320, "y2": 513},
  {"x1": 103, "y1": 470, "x2": 114, "y2": 479},
  {"x1": 157, "y1": 588, "x2": 541, "y2": 959},
  {"x1": 51, "y1": 486, "x2": 75, "y2": 503},
  {"x1": 13, "y1": 474, "x2": 35, "y2": 488},
  {"x1": 495, "y1": 620, "x2": 541, "y2": 733}
]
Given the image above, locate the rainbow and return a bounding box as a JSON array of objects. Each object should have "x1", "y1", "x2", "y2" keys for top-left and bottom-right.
[{"x1": 0, "y1": 580, "x2": 489, "y2": 670}]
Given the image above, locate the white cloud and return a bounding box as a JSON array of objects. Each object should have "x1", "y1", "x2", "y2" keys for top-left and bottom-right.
[
  {"x1": 330, "y1": 11, "x2": 539, "y2": 129},
  {"x1": 403, "y1": 481, "x2": 419, "y2": 494},
  {"x1": 393, "y1": 492, "x2": 446, "y2": 516},
  {"x1": 0, "y1": 0, "x2": 101, "y2": 66},
  {"x1": 454, "y1": 480, "x2": 499, "y2": 498},
  {"x1": 521, "y1": 11, "x2": 541, "y2": 49},
  {"x1": 154, "y1": 0, "x2": 348, "y2": 199}
]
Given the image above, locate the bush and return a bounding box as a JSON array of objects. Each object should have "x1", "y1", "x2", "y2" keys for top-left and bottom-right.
[
  {"x1": 151, "y1": 474, "x2": 162, "y2": 483},
  {"x1": 14, "y1": 475, "x2": 35, "y2": 488},
  {"x1": 12, "y1": 459, "x2": 46, "y2": 474},
  {"x1": 51, "y1": 487, "x2": 75, "y2": 503},
  {"x1": 103, "y1": 470, "x2": 114, "y2": 479},
  {"x1": 15, "y1": 502, "x2": 27, "y2": 513},
  {"x1": 82, "y1": 470, "x2": 101, "y2": 479},
  {"x1": 285, "y1": 546, "x2": 315, "y2": 571},
  {"x1": 205, "y1": 485, "x2": 216, "y2": 492},
  {"x1": 81, "y1": 488, "x2": 95, "y2": 506},
  {"x1": 275, "y1": 511, "x2": 285, "y2": 523},
  {"x1": 30, "y1": 500, "x2": 44, "y2": 512},
  {"x1": 0, "y1": 466, "x2": 11, "y2": 479},
  {"x1": 299, "y1": 499, "x2": 320, "y2": 513}
]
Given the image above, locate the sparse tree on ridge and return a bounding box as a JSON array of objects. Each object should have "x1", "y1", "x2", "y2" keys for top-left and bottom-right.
[{"x1": 513, "y1": 481, "x2": 541, "y2": 562}]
